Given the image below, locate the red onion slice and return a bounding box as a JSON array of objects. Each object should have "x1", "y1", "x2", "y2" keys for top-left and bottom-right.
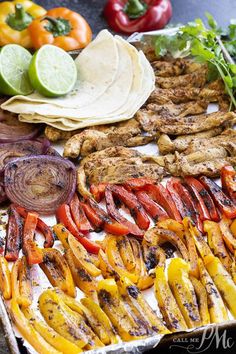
[
  {"x1": 4, "y1": 156, "x2": 76, "y2": 215},
  {"x1": 0, "y1": 176, "x2": 7, "y2": 204}
]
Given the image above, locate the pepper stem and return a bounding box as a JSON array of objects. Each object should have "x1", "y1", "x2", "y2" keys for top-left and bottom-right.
[
  {"x1": 43, "y1": 16, "x2": 72, "y2": 37},
  {"x1": 124, "y1": 0, "x2": 148, "y2": 19},
  {"x1": 6, "y1": 4, "x2": 33, "y2": 31}
]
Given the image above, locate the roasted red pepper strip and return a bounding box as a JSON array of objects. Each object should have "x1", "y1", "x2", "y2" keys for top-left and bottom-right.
[
  {"x1": 85, "y1": 198, "x2": 129, "y2": 236},
  {"x1": 109, "y1": 185, "x2": 150, "y2": 230},
  {"x1": 105, "y1": 187, "x2": 144, "y2": 238},
  {"x1": 15, "y1": 205, "x2": 54, "y2": 248},
  {"x1": 90, "y1": 183, "x2": 107, "y2": 202},
  {"x1": 23, "y1": 212, "x2": 43, "y2": 265},
  {"x1": 135, "y1": 190, "x2": 168, "y2": 222},
  {"x1": 56, "y1": 204, "x2": 101, "y2": 254},
  {"x1": 69, "y1": 193, "x2": 92, "y2": 234},
  {"x1": 104, "y1": 0, "x2": 172, "y2": 34},
  {"x1": 5, "y1": 205, "x2": 22, "y2": 262},
  {"x1": 200, "y1": 176, "x2": 236, "y2": 219},
  {"x1": 221, "y1": 165, "x2": 236, "y2": 203},
  {"x1": 184, "y1": 177, "x2": 211, "y2": 222},
  {"x1": 123, "y1": 177, "x2": 156, "y2": 192},
  {"x1": 143, "y1": 183, "x2": 182, "y2": 221}
]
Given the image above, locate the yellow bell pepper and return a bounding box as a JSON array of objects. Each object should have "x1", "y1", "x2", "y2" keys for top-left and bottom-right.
[
  {"x1": 190, "y1": 275, "x2": 210, "y2": 326},
  {"x1": 157, "y1": 218, "x2": 185, "y2": 240},
  {"x1": 0, "y1": 256, "x2": 11, "y2": 300},
  {"x1": 168, "y1": 258, "x2": 201, "y2": 328},
  {"x1": 205, "y1": 256, "x2": 236, "y2": 318},
  {"x1": 116, "y1": 236, "x2": 136, "y2": 271},
  {"x1": 219, "y1": 216, "x2": 236, "y2": 255},
  {"x1": 182, "y1": 217, "x2": 199, "y2": 278},
  {"x1": 154, "y1": 265, "x2": 187, "y2": 332},
  {"x1": 11, "y1": 256, "x2": 32, "y2": 308},
  {"x1": 188, "y1": 220, "x2": 213, "y2": 264},
  {"x1": 230, "y1": 218, "x2": 236, "y2": 237},
  {"x1": 0, "y1": 0, "x2": 46, "y2": 47},
  {"x1": 98, "y1": 249, "x2": 120, "y2": 280}
]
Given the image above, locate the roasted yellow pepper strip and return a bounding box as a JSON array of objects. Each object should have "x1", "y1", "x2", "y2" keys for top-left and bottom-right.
[
  {"x1": 81, "y1": 298, "x2": 119, "y2": 345},
  {"x1": 0, "y1": 256, "x2": 11, "y2": 300},
  {"x1": 40, "y1": 248, "x2": 76, "y2": 297},
  {"x1": 157, "y1": 219, "x2": 185, "y2": 240},
  {"x1": 142, "y1": 243, "x2": 166, "y2": 270},
  {"x1": 198, "y1": 259, "x2": 228, "y2": 323},
  {"x1": 219, "y1": 216, "x2": 236, "y2": 255},
  {"x1": 116, "y1": 236, "x2": 136, "y2": 271},
  {"x1": 65, "y1": 248, "x2": 98, "y2": 302},
  {"x1": 154, "y1": 265, "x2": 187, "y2": 332},
  {"x1": 182, "y1": 217, "x2": 199, "y2": 278},
  {"x1": 97, "y1": 279, "x2": 147, "y2": 341},
  {"x1": 168, "y1": 258, "x2": 201, "y2": 328},
  {"x1": 11, "y1": 256, "x2": 32, "y2": 307},
  {"x1": 53, "y1": 288, "x2": 84, "y2": 315},
  {"x1": 204, "y1": 220, "x2": 232, "y2": 272},
  {"x1": 10, "y1": 299, "x2": 60, "y2": 354},
  {"x1": 68, "y1": 233, "x2": 101, "y2": 277},
  {"x1": 230, "y1": 218, "x2": 236, "y2": 237},
  {"x1": 0, "y1": 0, "x2": 46, "y2": 47},
  {"x1": 190, "y1": 275, "x2": 210, "y2": 326},
  {"x1": 53, "y1": 224, "x2": 70, "y2": 249},
  {"x1": 188, "y1": 221, "x2": 213, "y2": 264},
  {"x1": 205, "y1": 256, "x2": 236, "y2": 318},
  {"x1": 117, "y1": 276, "x2": 169, "y2": 334},
  {"x1": 106, "y1": 235, "x2": 138, "y2": 283},
  {"x1": 39, "y1": 289, "x2": 104, "y2": 350},
  {"x1": 98, "y1": 249, "x2": 120, "y2": 280},
  {"x1": 23, "y1": 307, "x2": 82, "y2": 354}
]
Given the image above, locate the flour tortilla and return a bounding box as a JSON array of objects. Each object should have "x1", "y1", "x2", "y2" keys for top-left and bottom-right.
[{"x1": 1, "y1": 30, "x2": 119, "y2": 110}]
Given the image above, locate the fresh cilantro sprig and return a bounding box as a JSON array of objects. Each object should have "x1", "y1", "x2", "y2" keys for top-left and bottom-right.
[{"x1": 154, "y1": 14, "x2": 236, "y2": 109}]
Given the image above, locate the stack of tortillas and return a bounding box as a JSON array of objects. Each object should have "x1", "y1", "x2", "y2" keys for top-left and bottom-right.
[{"x1": 1, "y1": 30, "x2": 155, "y2": 131}]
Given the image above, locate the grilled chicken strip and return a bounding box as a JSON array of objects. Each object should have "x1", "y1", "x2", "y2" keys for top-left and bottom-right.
[
  {"x1": 63, "y1": 119, "x2": 155, "y2": 158},
  {"x1": 156, "y1": 68, "x2": 207, "y2": 89},
  {"x1": 152, "y1": 58, "x2": 203, "y2": 77},
  {"x1": 137, "y1": 111, "x2": 236, "y2": 136}
]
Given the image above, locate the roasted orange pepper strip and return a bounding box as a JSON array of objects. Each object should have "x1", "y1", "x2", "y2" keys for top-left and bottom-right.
[
  {"x1": 23, "y1": 212, "x2": 43, "y2": 265},
  {"x1": 11, "y1": 256, "x2": 32, "y2": 308},
  {"x1": 0, "y1": 256, "x2": 11, "y2": 300},
  {"x1": 182, "y1": 217, "x2": 199, "y2": 278},
  {"x1": 190, "y1": 275, "x2": 210, "y2": 326}
]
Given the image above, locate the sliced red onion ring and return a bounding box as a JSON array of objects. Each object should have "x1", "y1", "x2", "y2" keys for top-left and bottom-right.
[
  {"x1": 0, "y1": 176, "x2": 7, "y2": 204},
  {"x1": 4, "y1": 155, "x2": 76, "y2": 215}
]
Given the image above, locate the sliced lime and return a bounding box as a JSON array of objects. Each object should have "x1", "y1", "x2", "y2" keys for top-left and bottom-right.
[
  {"x1": 0, "y1": 44, "x2": 33, "y2": 96},
  {"x1": 29, "y1": 45, "x2": 77, "y2": 98}
]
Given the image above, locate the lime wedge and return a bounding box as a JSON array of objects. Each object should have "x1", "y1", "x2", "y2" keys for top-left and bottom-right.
[
  {"x1": 29, "y1": 45, "x2": 77, "y2": 98},
  {"x1": 0, "y1": 44, "x2": 33, "y2": 96}
]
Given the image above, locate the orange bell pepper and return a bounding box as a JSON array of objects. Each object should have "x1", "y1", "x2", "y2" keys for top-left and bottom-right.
[
  {"x1": 11, "y1": 257, "x2": 32, "y2": 308},
  {"x1": 0, "y1": 256, "x2": 11, "y2": 300},
  {"x1": 28, "y1": 7, "x2": 92, "y2": 51}
]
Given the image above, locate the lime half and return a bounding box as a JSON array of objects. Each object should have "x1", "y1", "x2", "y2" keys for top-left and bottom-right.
[
  {"x1": 0, "y1": 44, "x2": 33, "y2": 96},
  {"x1": 29, "y1": 45, "x2": 77, "y2": 98}
]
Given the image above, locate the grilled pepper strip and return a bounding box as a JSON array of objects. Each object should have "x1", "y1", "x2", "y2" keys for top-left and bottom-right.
[
  {"x1": 40, "y1": 248, "x2": 76, "y2": 297},
  {"x1": 56, "y1": 204, "x2": 101, "y2": 254},
  {"x1": 219, "y1": 216, "x2": 236, "y2": 254},
  {"x1": 90, "y1": 183, "x2": 107, "y2": 202},
  {"x1": 188, "y1": 220, "x2": 213, "y2": 264},
  {"x1": 154, "y1": 265, "x2": 187, "y2": 332},
  {"x1": 105, "y1": 187, "x2": 143, "y2": 237},
  {"x1": 11, "y1": 257, "x2": 32, "y2": 307},
  {"x1": 221, "y1": 165, "x2": 236, "y2": 203},
  {"x1": 10, "y1": 299, "x2": 60, "y2": 354},
  {"x1": 206, "y1": 256, "x2": 236, "y2": 318},
  {"x1": 182, "y1": 217, "x2": 199, "y2": 278},
  {"x1": 123, "y1": 177, "x2": 156, "y2": 191},
  {"x1": 23, "y1": 307, "x2": 82, "y2": 354},
  {"x1": 0, "y1": 0, "x2": 46, "y2": 48},
  {"x1": 200, "y1": 176, "x2": 236, "y2": 219},
  {"x1": 15, "y1": 205, "x2": 54, "y2": 248},
  {"x1": 168, "y1": 258, "x2": 201, "y2": 328},
  {"x1": 108, "y1": 185, "x2": 150, "y2": 230},
  {"x1": 22, "y1": 212, "x2": 43, "y2": 265},
  {"x1": 116, "y1": 236, "x2": 136, "y2": 271},
  {"x1": 98, "y1": 249, "x2": 120, "y2": 281},
  {"x1": 142, "y1": 243, "x2": 166, "y2": 271},
  {"x1": 204, "y1": 220, "x2": 232, "y2": 271},
  {"x1": 135, "y1": 190, "x2": 168, "y2": 222},
  {"x1": 198, "y1": 259, "x2": 228, "y2": 323},
  {"x1": 157, "y1": 219, "x2": 185, "y2": 239},
  {"x1": 5, "y1": 206, "x2": 22, "y2": 262},
  {"x1": 189, "y1": 275, "x2": 210, "y2": 326},
  {"x1": 103, "y1": 0, "x2": 172, "y2": 34},
  {"x1": 144, "y1": 183, "x2": 182, "y2": 221},
  {"x1": 28, "y1": 7, "x2": 92, "y2": 50},
  {"x1": 70, "y1": 193, "x2": 92, "y2": 234},
  {"x1": 0, "y1": 256, "x2": 11, "y2": 300}
]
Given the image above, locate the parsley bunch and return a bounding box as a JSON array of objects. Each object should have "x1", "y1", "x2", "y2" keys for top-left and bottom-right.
[{"x1": 154, "y1": 14, "x2": 236, "y2": 109}]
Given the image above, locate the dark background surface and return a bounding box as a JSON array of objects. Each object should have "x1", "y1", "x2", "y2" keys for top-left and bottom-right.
[{"x1": 1, "y1": 0, "x2": 236, "y2": 353}]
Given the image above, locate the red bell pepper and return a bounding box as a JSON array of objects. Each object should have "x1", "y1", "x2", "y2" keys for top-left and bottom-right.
[
  {"x1": 5, "y1": 206, "x2": 22, "y2": 262},
  {"x1": 184, "y1": 177, "x2": 211, "y2": 222},
  {"x1": 23, "y1": 212, "x2": 43, "y2": 265},
  {"x1": 104, "y1": 0, "x2": 172, "y2": 34},
  {"x1": 15, "y1": 205, "x2": 54, "y2": 248},
  {"x1": 90, "y1": 183, "x2": 107, "y2": 202},
  {"x1": 135, "y1": 190, "x2": 168, "y2": 221},
  {"x1": 56, "y1": 204, "x2": 101, "y2": 254},
  {"x1": 108, "y1": 185, "x2": 150, "y2": 230},
  {"x1": 84, "y1": 198, "x2": 129, "y2": 236},
  {"x1": 221, "y1": 165, "x2": 236, "y2": 204},
  {"x1": 69, "y1": 193, "x2": 92, "y2": 234},
  {"x1": 143, "y1": 183, "x2": 182, "y2": 221},
  {"x1": 123, "y1": 177, "x2": 156, "y2": 191},
  {"x1": 105, "y1": 187, "x2": 144, "y2": 238},
  {"x1": 200, "y1": 176, "x2": 236, "y2": 219}
]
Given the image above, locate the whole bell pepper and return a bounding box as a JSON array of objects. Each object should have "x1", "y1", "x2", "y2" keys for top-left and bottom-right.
[
  {"x1": 28, "y1": 7, "x2": 92, "y2": 51},
  {"x1": 0, "y1": 0, "x2": 46, "y2": 48},
  {"x1": 103, "y1": 0, "x2": 172, "y2": 34}
]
